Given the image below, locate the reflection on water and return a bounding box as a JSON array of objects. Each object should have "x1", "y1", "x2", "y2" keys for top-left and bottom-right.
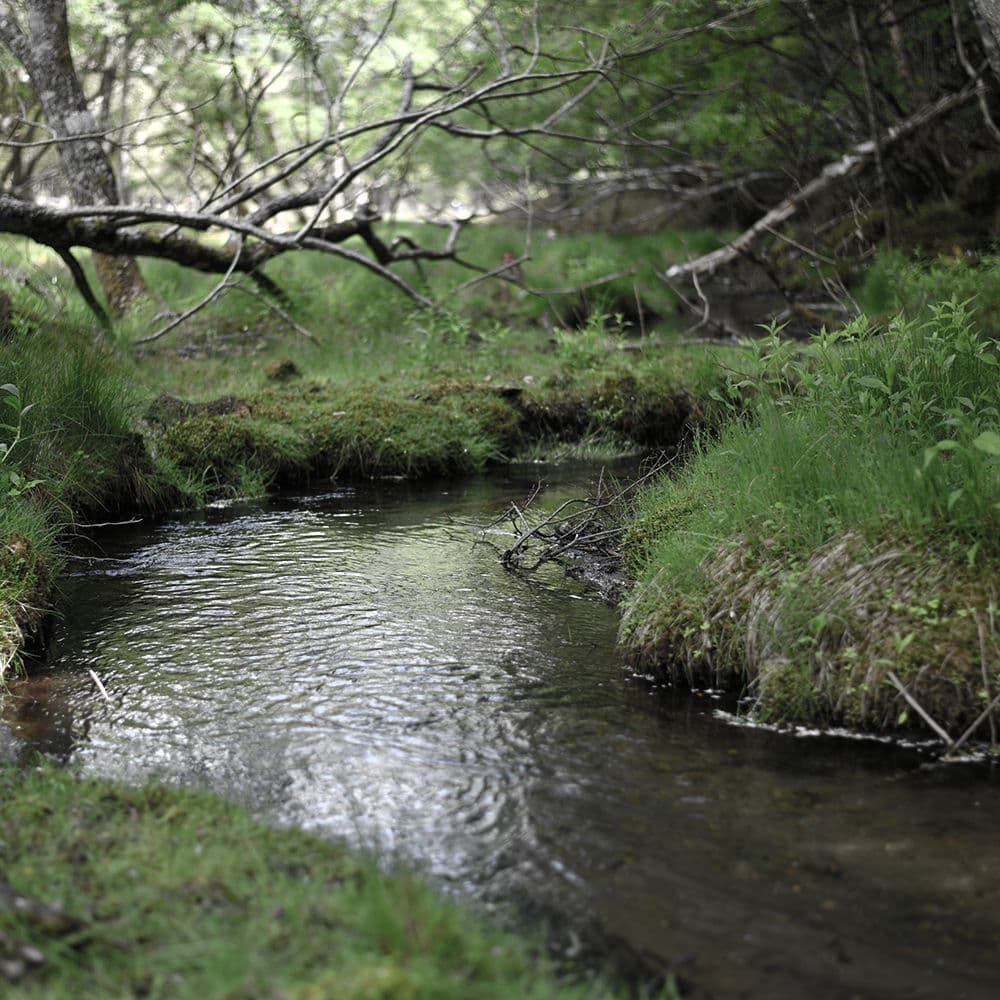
[{"x1": 4, "y1": 470, "x2": 1000, "y2": 999}]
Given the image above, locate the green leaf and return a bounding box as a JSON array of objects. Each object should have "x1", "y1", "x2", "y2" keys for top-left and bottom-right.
[
  {"x1": 923, "y1": 439, "x2": 958, "y2": 469},
  {"x1": 0, "y1": 383, "x2": 17, "y2": 395},
  {"x1": 971, "y1": 430, "x2": 1000, "y2": 456},
  {"x1": 947, "y1": 488, "x2": 964, "y2": 511},
  {"x1": 856, "y1": 375, "x2": 890, "y2": 394}
]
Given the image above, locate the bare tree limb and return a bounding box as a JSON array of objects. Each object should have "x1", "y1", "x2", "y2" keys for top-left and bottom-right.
[{"x1": 663, "y1": 87, "x2": 978, "y2": 284}]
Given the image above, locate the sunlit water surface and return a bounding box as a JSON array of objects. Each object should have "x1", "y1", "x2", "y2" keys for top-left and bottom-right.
[{"x1": 4, "y1": 471, "x2": 1000, "y2": 999}]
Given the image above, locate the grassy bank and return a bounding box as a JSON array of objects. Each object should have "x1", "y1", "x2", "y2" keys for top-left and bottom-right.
[
  {"x1": 0, "y1": 764, "x2": 627, "y2": 999},
  {"x1": 621, "y1": 297, "x2": 1000, "y2": 738}
]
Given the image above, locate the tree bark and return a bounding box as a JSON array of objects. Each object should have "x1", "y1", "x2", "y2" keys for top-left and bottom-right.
[
  {"x1": 970, "y1": 0, "x2": 1000, "y2": 82},
  {"x1": 0, "y1": 0, "x2": 147, "y2": 316}
]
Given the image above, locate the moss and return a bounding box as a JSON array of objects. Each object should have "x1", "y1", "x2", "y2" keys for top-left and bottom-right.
[
  {"x1": 0, "y1": 764, "x2": 618, "y2": 1000},
  {"x1": 518, "y1": 366, "x2": 703, "y2": 450},
  {"x1": 622, "y1": 531, "x2": 1000, "y2": 735}
]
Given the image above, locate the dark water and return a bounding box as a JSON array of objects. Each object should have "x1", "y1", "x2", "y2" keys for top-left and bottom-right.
[{"x1": 4, "y1": 470, "x2": 1000, "y2": 999}]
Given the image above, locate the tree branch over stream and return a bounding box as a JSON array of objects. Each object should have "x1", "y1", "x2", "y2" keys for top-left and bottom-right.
[{"x1": 0, "y1": 0, "x2": 708, "y2": 329}]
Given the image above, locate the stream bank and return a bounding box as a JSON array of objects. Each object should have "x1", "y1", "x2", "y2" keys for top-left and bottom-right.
[
  {"x1": 4, "y1": 299, "x2": 999, "y2": 745},
  {"x1": 618, "y1": 302, "x2": 1000, "y2": 749}
]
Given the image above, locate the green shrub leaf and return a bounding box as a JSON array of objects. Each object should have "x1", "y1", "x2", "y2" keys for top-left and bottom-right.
[{"x1": 971, "y1": 430, "x2": 1000, "y2": 455}]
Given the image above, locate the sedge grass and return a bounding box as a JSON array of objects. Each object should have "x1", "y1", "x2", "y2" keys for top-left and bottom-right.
[{"x1": 622, "y1": 299, "x2": 1000, "y2": 732}]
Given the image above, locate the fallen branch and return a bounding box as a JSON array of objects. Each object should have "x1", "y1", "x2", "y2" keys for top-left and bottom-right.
[
  {"x1": 886, "y1": 670, "x2": 953, "y2": 747},
  {"x1": 484, "y1": 462, "x2": 670, "y2": 575},
  {"x1": 663, "y1": 86, "x2": 978, "y2": 285}
]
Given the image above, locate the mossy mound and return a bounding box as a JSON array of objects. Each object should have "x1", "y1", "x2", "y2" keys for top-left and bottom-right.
[
  {"x1": 0, "y1": 765, "x2": 616, "y2": 999},
  {"x1": 621, "y1": 531, "x2": 999, "y2": 735},
  {"x1": 151, "y1": 366, "x2": 710, "y2": 497},
  {"x1": 519, "y1": 367, "x2": 704, "y2": 450},
  {"x1": 154, "y1": 381, "x2": 526, "y2": 491}
]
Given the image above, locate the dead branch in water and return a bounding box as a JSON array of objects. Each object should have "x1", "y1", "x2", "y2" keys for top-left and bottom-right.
[{"x1": 482, "y1": 461, "x2": 672, "y2": 574}]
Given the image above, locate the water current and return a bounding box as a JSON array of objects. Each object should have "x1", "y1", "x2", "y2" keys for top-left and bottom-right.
[{"x1": 3, "y1": 468, "x2": 999, "y2": 999}]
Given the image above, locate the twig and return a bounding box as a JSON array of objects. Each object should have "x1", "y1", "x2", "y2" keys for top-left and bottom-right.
[
  {"x1": 228, "y1": 281, "x2": 317, "y2": 340},
  {"x1": 87, "y1": 668, "x2": 111, "y2": 704},
  {"x1": 633, "y1": 280, "x2": 646, "y2": 338},
  {"x1": 490, "y1": 460, "x2": 671, "y2": 573},
  {"x1": 73, "y1": 518, "x2": 143, "y2": 529},
  {"x1": 136, "y1": 236, "x2": 246, "y2": 344},
  {"x1": 886, "y1": 670, "x2": 953, "y2": 747},
  {"x1": 945, "y1": 689, "x2": 1000, "y2": 759},
  {"x1": 976, "y1": 611, "x2": 997, "y2": 746}
]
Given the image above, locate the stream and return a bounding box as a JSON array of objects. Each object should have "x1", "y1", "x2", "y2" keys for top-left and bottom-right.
[{"x1": 3, "y1": 467, "x2": 999, "y2": 999}]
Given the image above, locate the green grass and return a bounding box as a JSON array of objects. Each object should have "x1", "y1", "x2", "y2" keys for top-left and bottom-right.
[
  {"x1": 621, "y1": 299, "x2": 1000, "y2": 733},
  {"x1": 0, "y1": 312, "x2": 193, "y2": 675},
  {"x1": 101, "y1": 223, "x2": 722, "y2": 400},
  {"x1": 0, "y1": 764, "x2": 624, "y2": 1000},
  {"x1": 857, "y1": 250, "x2": 1000, "y2": 339}
]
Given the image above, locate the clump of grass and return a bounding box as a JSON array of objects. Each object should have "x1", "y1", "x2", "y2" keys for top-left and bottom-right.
[
  {"x1": 621, "y1": 299, "x2": 1000, "y2": 734},
  {"x1": 0, "y1": 763, "x2": 620, "y2": 1000},
  {"x1": 0, "y1": 314, "x2": 206, "y2": 675},
  {"x1": 858, "y1": 251, "x2": 1000, "y2": 339}
]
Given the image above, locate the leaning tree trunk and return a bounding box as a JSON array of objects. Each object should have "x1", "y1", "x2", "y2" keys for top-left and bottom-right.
[
  {"x1": 0, "y1": 0, "x2": 146, "y2": 316},
  {"x1": 970, "y1": 0, "x2": 1000, "y2": 82}
]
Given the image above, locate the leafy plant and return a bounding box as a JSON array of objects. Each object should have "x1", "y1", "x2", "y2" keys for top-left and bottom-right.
[{"x1": 0, "y1": 383, "x2": 43, "y2": 499}]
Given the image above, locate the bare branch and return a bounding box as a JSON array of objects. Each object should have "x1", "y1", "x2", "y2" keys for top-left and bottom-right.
[{"x1": 663, "y1": 86, "x2": 978, "y2": 284}]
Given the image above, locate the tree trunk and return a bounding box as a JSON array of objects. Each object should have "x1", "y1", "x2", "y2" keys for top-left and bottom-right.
[
  {"x1": 0, "y1": 0, "x2": 146, "y2": 316},
  {"x1": 970, "y1": 0, "x2": 1000, "y2": 82}
]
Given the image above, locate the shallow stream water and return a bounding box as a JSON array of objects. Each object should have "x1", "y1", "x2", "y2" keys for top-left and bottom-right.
[{"x1": 4, "y1": 468, "x2": 1000, "y2": 999}]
